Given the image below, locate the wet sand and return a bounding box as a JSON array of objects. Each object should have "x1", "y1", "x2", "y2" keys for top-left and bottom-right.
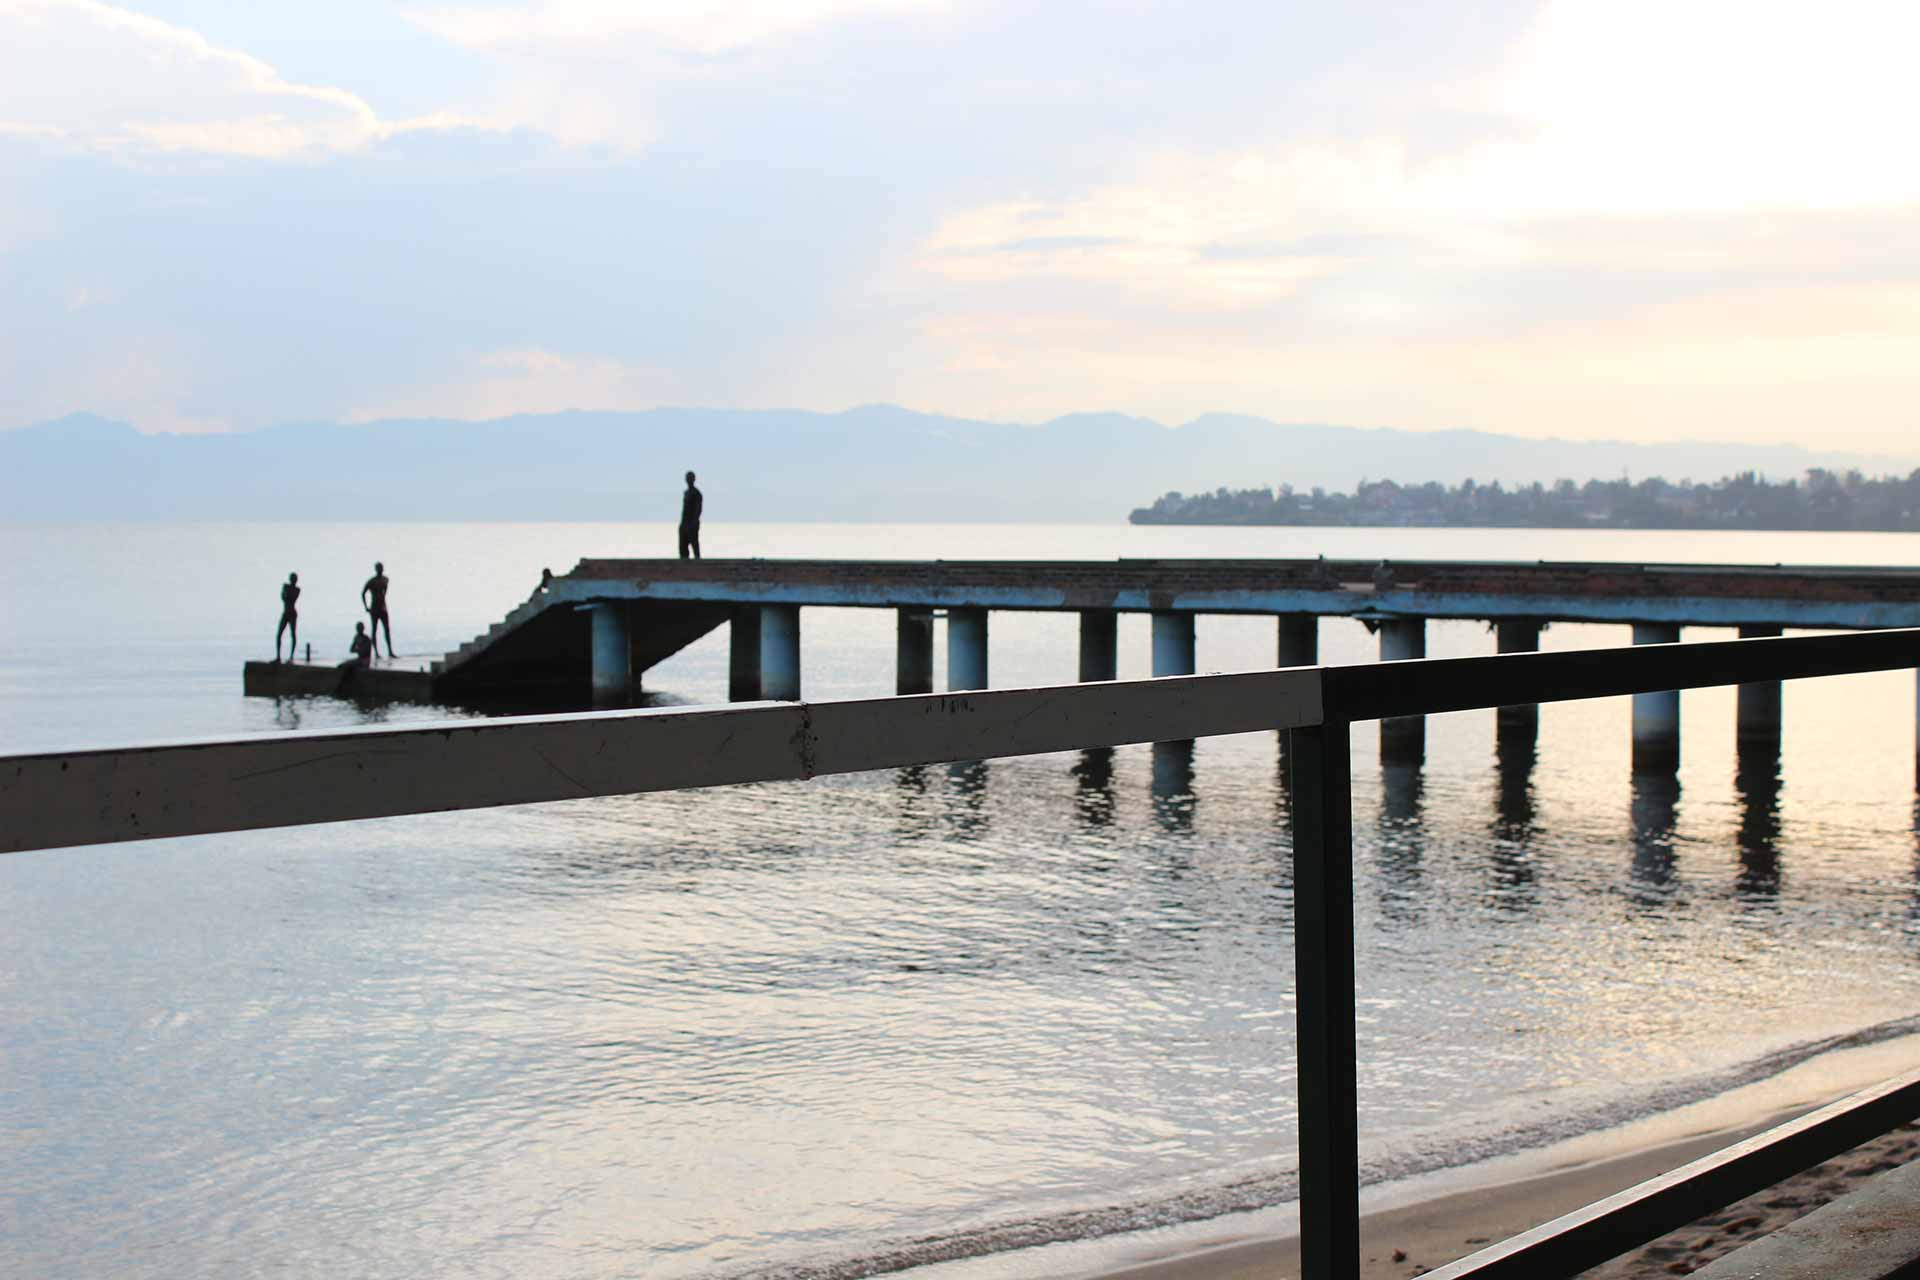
[{"x1": 1072, "y1": 1038, "x2": 1920, "y2": 1280}]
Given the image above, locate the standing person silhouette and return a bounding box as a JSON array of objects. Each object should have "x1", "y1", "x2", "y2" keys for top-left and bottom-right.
[
  {"x1": 362, "y1": 561, "x2": 396, "y2": 659},
  {"x1": 679, "y1": 470, "x2": 703, "y2": 560},
  {"x1": 275, "y1": 572, "x2": 300, "y2": 662}
]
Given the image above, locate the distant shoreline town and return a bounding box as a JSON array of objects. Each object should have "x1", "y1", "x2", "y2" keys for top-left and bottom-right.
[{"x1": 1130, "y1": 469, "x2": 1920, "y2": 532}]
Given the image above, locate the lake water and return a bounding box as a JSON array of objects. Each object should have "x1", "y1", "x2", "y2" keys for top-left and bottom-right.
[{"x1": 4, "y1": 521, "x2": 1920, "y2": 1279}]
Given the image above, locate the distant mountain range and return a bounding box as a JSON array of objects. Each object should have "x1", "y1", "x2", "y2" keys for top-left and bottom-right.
[{"x1": 4, "y1": 407, "x2": 1913, "y2": 523}]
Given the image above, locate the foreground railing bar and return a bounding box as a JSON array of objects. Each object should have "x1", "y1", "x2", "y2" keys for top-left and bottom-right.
[
  {"x1": 1332, "y1": 627, "x2": 1920, "y2": 723},
  {"x1": 1423, "y1": 1065, "x2": 1920, "y2": 1279},
  {"x1": 0, "y1": 668, "x2": 1322, "y2": 854},
  {"x1": 1290, "y1": 721, "x2": 1360, "y2": 1280}
]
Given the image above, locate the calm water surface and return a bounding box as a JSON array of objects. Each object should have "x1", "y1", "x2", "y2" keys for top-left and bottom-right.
[{"x1": 3, "y1": 521, "x2": 1920, "y2": 1278}]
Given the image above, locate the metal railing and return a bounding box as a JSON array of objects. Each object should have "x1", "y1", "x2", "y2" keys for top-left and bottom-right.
[{"x1": 6, "y1": 627, "x2": 1920, "y2": 1278}]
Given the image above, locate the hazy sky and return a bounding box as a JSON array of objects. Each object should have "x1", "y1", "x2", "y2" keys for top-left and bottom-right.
[{"x1": 3, "y1": 0, "x2": 1917, "y2": 451}]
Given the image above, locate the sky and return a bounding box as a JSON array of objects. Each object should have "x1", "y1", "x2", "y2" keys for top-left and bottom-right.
[{"x1": 2, "y1": 0, "x2": 1917, "y2": 451}]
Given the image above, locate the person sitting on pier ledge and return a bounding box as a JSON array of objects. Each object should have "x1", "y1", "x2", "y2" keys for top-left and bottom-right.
[
  {"x1": 274, "y1": 572, "x2": 300, "y2": 662},
  {"x1": 362, "y1": 561, "x2": 396, "y2": 659},
  {"x1": 345, "y1": 621, "x2": 373, "y2": 668},
  {"x1": 679, "y1": 470, "x2": 702, "y2": 560}
]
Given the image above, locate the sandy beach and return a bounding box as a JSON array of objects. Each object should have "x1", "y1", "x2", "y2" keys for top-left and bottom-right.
[{"x1": 1069, "y1": 1036, "x2": 1920, "y2": 1280}]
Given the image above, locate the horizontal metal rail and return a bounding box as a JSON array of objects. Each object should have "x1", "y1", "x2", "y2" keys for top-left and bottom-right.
[
  {"x1": 4, "y1": 626, "x2": 1919, "y2": 1279},
  {"x1": 0, "y1": 669, "x2": 1321, "y2": 854}
]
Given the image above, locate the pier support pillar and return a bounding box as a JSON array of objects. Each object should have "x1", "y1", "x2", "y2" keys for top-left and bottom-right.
[
  {"x1": 1078, "y1": 609, "x2": 1118, "y2": 683},
  {"x1": 948, "y1": 607, "x2": 988, "y2": 691},
  {"x1": 896, "y1": 608, "x2": 934, "y2": 695},
  {"x1": 1152, "y1": 611, "x2": 1196, "y2": 678},
  {"x1": 1277, "y1": 613, "x2": 1318, "y2": 668},
  {"x1": 1737, "y1": 625, "x2": 1783, "y2": 749},
  {"x1": 1632, "y1": 622, "x2": 1682, "y2": 772},
  {"x1": 729, "y1": 606, "x2": 762, "y2": 701},
  {"x1": 760, "y1": 604, "x2": 801, "y2": 702},
  {"x1": 1379, "y1": 618, "x2": 1426, "y2": 763},
  {"x1": 1496, "y1": 619, "x2": 1543, "y2": 741},
  {"x1": 588, "y1": 602, "x2": 631, "y2": 705}
]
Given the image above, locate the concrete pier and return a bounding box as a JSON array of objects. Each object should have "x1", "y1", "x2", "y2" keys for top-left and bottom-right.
[
  {"x1": 588, "y1": 602, "x2": 631, "y2": 704},
  {"x1": 1379, "y1": 617, "x2": 1426, "y2": 762},
  {"x1": 1632, "y1": 622, "x2": 1683, "y2": 772},
  {"x1": 1277, "y1": 612, "x2": 1317, "y2": 668},
  {"x1": 761, "y1": 604, "x2": 802, "y2": 702},
  {"x1": 897, "y1": 608, "x2": 934, "y2": 696},
  {"x1": 729, "y1": 606, "x2": 762, "y2": 701},
  {"x1": 1152, "y1": 611, "x2": 1196, "y2": 678},
  {"x1": 1737, "y1": 624, "x2": 1784, "y2": 747},
  {"x1": 1078, "y1": 609, "x2": 1118, "y2": 683},
  {"x1": 1496, "y1": 620, "x2": 1543, "y2": 739},
  {"x1": 948, "y1": 607, "x2": 988, "y2": 691}
]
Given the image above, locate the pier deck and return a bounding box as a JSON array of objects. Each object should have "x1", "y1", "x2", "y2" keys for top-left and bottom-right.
[{"x1": 242, "y1": 557, "x2": 1920, "y2": 720}]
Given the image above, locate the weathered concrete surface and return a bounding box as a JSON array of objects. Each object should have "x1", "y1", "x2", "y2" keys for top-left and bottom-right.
[
  {"x1": 1691, "y1": 1155, "x2": 1920, "y2": 1280},
  {"x1": 242, "y1": 660, "x2": 435, "y2": 702},
  {"x1": 563, "y1": 557, "x2": 1920, "y2": 629}
]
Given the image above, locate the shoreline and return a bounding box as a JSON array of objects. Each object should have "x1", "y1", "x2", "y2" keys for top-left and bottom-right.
[{"x1": 1062, "y1": 1032, "x2": 1920, "y2": 1280}]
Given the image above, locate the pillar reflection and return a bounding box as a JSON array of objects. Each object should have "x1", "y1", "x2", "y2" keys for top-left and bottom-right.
[
  {"x1": 1376, "y1": 759, "x2": 1426, "y2": 925},
  {"x1": 1489, "y1": 722, "x2": 1539, "y2": 911},
  {"x1": 1151, "y1": 740, "x2": 1196, "y2": 833},
  {"x1": 945, "y1": 759, "x2": 989, "y2": 837},
  {"x1": 1734, "y1": 741, "x2": 1782, "y2": 900},
  {"x1": 1073, "y1": 747, "x2": 1117, "y2": 829},
  {"x1": 1628, "y1": 770, "x2": 1681, "y2": 905}
]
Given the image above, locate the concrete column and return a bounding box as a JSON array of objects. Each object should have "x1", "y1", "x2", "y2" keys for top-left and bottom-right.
[
  {"x1": 1078, "y1": 609, "x2": 1118, "y2": 683},
  {"x1": 1379, "y1": 617, "x2": 1426, "y2": 762},
  {"x1": 1736, "y1": 625, "x2": 1783, "y2": 748},
  {"x1": 1277, "y1": 612, "x2": 1318, "y2": 668},
  {"x1": 1152, "y1": 611, "x2": 1196, "y2": 678},
  {"x1": 589, "y1": 602, "x2": 631, "y2": 705},
  {"x1": 1496, "y1": 619, "x2": 1543, "y2": 739},
  {"x1": 728, "y1": 606, "x2": 762, "y2": 701},
  {"x1": 760, "y1": 604, "x2": 801, "y2": 701},
  {"x1": 948, "y1": 607, "x2": 988, "y2": 691},
  {"x1": 896, "y1": 608, "x2": 934, "y2": 695},
  {"x1": 1632, "y1": 622, "x2": 1682, "y2": 772}
]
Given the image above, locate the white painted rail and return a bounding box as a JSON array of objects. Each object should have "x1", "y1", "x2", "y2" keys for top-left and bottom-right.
[{"x1": 0, "y1": 669, "x2": 1321, "y2": 853}]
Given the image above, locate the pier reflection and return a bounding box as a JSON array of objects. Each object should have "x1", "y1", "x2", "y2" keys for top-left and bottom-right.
[
  {"x1": 945, "y1": 759, "x2": 989, "y2": 838},
  {"x1": 1072, "y1": 748, "x2": 1116, "y2": 828},
  {"x1": 1629, "y1": 770, "x2": 1681, "y2": 905},
  {"x1": 1151, "y1": 740, "x2": 1196, "y2": 833},
  {"x1": 894, "y1": 764, "x2": 937, "y2": 843},
  {"x1": 1376, "y1": 759, "x2": 1426, "y2": 926},
  {"x1": 1735, "y1": 743, "x2": 1783, "y2": 900},
  {"x1": 1489, "y1": 724, "x2": 1540, "y2": 911}
]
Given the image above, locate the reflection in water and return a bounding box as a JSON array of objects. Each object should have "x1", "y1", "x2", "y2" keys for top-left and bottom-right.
[
  {"x1": 1629, "y1": 770, "x2": 1681, "y2": 906},
  {"x1": 895, "y1": 765, "x2": 936, "y2": 843},
  {"x1": 946, "y1": 759, "x2": 989, "y2": 837},
  {"x1": 1489, "y1": 724, "x2": 1539, "y2": 911},
  {"x1": 1376, "y1": 760, "x2": 1426, "y2": 926},
  {"x1": 1073, "y1": 748, "x2": 1116, "y2": 829},
  {"x1": 270, "y1": 696, "x2": 306, "y2": 731},
  {"x1": 1151, "y1": 740, "x2": 1196, "y2": 833},
  {"x1": 1275, "y1": 732, "x2": 1296, "y2": 834},
  {"x1": 1735, "y1": 743, "x2": 1783, "y2": 900}
]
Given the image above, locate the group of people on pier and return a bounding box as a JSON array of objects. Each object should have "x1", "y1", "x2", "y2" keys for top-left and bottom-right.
[{"x1": 274, "y1": 562, "x2": 397, "y2": 667}]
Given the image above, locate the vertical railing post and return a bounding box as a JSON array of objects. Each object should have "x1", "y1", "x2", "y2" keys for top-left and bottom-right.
[{"x1": 1290, "y1": 715, "x2": 1359, "y2": 1280}]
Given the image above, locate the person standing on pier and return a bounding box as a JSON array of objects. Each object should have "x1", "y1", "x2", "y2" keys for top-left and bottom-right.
[
  {"x1": 362, "y1": 561, "x2": 396, "y2": 659},
  {"x1": 679, "y1": 471, "x2": 703, "y2": 560},
  {"x1": 275, "y1": 572, "x2": 300, "y2": 662}
]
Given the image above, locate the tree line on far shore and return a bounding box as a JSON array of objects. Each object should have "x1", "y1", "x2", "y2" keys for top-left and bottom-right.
[{"x1": 1129, "y1": 469, "x2": 1920, "y2": 531}]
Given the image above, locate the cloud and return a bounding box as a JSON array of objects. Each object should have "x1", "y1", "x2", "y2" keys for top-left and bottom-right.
[
  {"x1": 347, "y1": 348, "x2": 680, "y2": 422},
  {"x1": 0, "y1": 0, "x2": 477, "y2": 156},
  {"x1": 406, "y1": 0, "x2": 954, "y2": 55}
]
